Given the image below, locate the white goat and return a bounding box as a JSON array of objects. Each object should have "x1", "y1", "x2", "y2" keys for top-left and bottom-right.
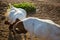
[
  {"x1": 8, "y1": 6, "x2": 27, "y2": 24},
  {"x1": 4, "y1": 4, "x2": 27, "y2": 40},
  {"x1": 13, "y1": 17, "x2": 60, "y2": 40}
]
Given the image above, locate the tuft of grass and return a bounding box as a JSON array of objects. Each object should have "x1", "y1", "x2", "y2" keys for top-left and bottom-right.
[{"x1": 13, "y1": 2, "x2": 36, "y2": 14}]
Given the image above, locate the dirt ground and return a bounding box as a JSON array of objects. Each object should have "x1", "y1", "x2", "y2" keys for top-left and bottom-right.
[{"x1": 0, "y1": 0, "x2": 60, "y2": 40}]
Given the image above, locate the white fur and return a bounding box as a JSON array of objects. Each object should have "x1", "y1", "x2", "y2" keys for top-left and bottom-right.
[
  {"x1": 22, "y1": 17, "x2": 60, "y2": 40},
  {"x1": 8, "y1": 6, "x2": 27, "y2": 24}
]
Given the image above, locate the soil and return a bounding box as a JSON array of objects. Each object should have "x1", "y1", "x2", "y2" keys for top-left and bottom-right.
[{"x1": 0, "y1": 0, "x2": 60, "y2": 40}]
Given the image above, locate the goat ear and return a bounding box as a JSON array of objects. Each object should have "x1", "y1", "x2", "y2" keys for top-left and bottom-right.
[
  {"x1": 13, "y1": 18, "x2": 20, "y2": 24},
  {"x1": 15, "y1": 18, "x2": 20, "y2": 22}
]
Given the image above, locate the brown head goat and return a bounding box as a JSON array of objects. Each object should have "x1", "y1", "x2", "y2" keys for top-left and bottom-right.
[{"x1": 5, "y1": 18, "x2": 27, "y2": 40}]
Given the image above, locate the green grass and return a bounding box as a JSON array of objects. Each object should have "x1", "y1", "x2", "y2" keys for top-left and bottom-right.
[{"x1": 13, "y1": 2, "x2": 36, "y2": 13}]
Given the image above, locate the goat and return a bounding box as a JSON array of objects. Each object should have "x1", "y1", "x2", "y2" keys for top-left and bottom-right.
[
  {"x1": 5, "y1": 5, "x2": 27, "y2": 30},
  {"x1": 13, "y1": 17, "x2": 60, "y2": 40},
  {"x1": 4, "y1": 5, "x2": 27, "y2": 40},
  {"x1": 7, "y1": 6, "x2": 27, "y2": 24},
  {"x1": 5, "y1": 6, "x2": 26, "y2": 34}
]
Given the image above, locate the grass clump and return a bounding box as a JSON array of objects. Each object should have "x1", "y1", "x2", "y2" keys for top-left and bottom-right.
[{"x1": 13, "y1": 2, "x2": 36, "y2": 13}]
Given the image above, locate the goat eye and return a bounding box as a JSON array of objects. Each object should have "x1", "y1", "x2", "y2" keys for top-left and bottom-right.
[{"x1": 16, "y1": 28, "x2": 19, "y2": 31}]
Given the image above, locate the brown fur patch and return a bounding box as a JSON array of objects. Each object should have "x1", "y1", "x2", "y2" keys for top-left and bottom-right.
[
  {"x1": 13, "y1": 21, "x2": 27, "y2": 34},
  {"x1": 9, "y1": 18, "x2": 20, "y2": 31}
]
